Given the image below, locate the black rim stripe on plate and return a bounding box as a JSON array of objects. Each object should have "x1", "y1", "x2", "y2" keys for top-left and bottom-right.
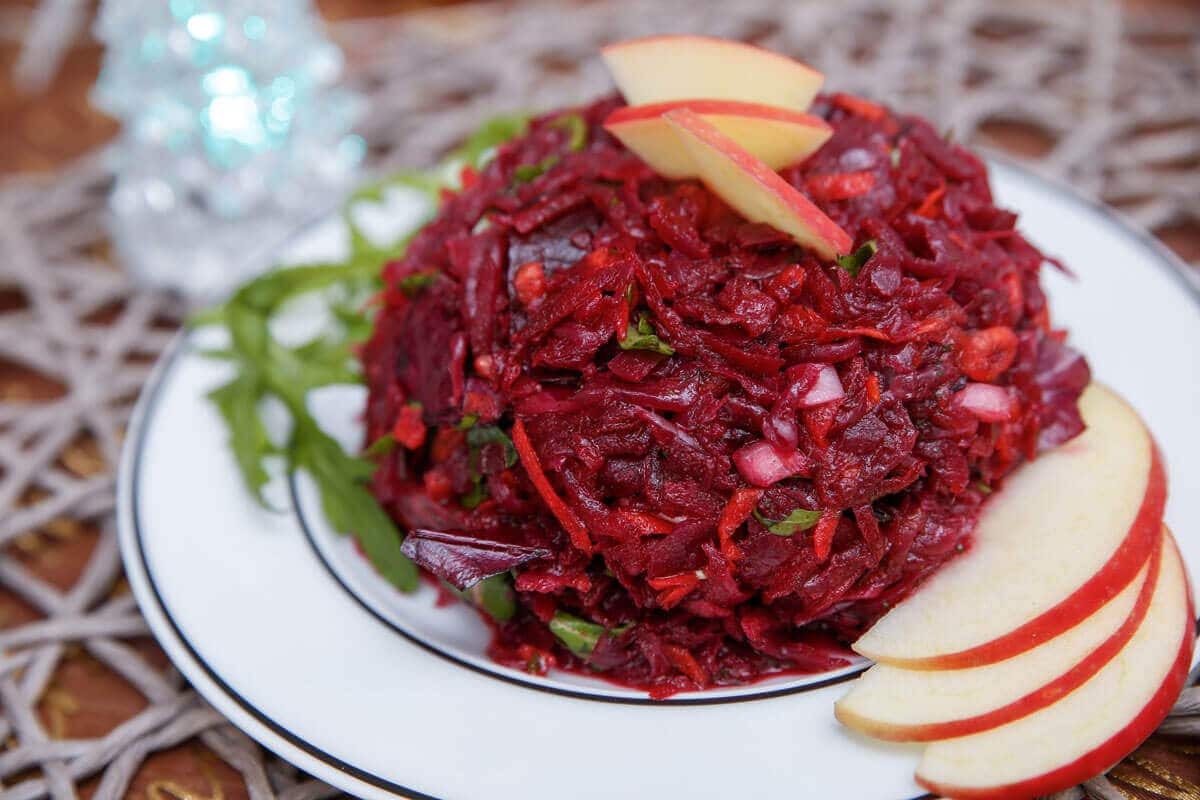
[{"x1": 124, "y1": 159, "x2": 1200, "y2": 800}]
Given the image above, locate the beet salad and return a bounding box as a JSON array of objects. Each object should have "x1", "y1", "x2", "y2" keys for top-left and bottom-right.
[{"x1": 359, "y1": 89, "x2": 1090, "y2": 698}]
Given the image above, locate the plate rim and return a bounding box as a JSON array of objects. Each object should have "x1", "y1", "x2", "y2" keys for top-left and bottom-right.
[{"x1": 116, "y1": 157, "x2": 1199, "y2": 800}]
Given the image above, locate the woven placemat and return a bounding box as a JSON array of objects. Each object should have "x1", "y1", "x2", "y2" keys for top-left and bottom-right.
[{"x1": 1, "y1": 1, "x2": 1198, "y2": 798}]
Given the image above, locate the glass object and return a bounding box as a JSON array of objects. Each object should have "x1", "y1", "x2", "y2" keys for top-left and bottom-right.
[{"x1": 92, "y1": 0, "x2": 364, "y2": 300}]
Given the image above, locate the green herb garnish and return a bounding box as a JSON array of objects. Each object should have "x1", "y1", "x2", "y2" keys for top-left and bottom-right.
[
  {"x1": 548, "y1": 611, "x2": 628, "y2": 659},
  {"x1": 754, "y1": 507, "x2": 821, "y2": 537},
  {"x1": 466, "y1": 424, "x2": 518, "y2": 467},
  {"x1": 513, "y1": 156, "x2": 560, "y2": 185},
  {"x1": 397, "y1": 270, "x2": 438, "y2": 296},
  {"x1": 550, "y1": 113, "x2": 588, "y2": 152},
  {"x1": 364, "y1": 433, "x2": 396, "y2": 458},
  {"x1": 836, "y1": 239, "x2": 879, "y2": 278},
  {"x1": 620, "y1": 314, "x2": 675, "y2": 356},
  {"x1": 975, "y1": 481, "x2": 993, "y2": 494},
  {"x1": 445, "y1": 574, "x2": 517, "y2": 622},
  {"x1": 193, "y1": 113, "x2": 534, "y2": 593},
  {"x1": 449, "y1": 113, "x2": 532, "y2": 171}
]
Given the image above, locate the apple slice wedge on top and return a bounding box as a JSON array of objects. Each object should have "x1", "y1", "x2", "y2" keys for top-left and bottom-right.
[
  {"x1": 663, "y1": 109, "x2": 852, "y2": 260},
  {"x1": 604, "y1": 100, "x2": 832, "y2": 179},
  {"x1": 853, "y1": 383, "x2": 1166, "y2": 670},
  {"x1": 915, "y1": 530, "x2": 1194, "y2": 800},
  {"x1": 834, "y1": 527, "x2": 1162, "y2": 742},
  {"x1": 600, "y1": 35, "x2": 824, "y2": 112}
]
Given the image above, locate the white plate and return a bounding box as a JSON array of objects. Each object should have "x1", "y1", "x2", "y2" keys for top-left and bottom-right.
[{"x1": 117, "y1": 160, "x2": 1200, "y2": 800}]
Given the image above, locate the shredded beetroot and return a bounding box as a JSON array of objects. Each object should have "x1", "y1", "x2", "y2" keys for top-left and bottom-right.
[{"x1": 360, "y1": 94, "x2": 1089, "y2": 697}]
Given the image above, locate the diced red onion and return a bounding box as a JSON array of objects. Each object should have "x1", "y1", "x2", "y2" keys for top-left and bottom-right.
[
  {"x1": 954, "y1": 382, "x2": 1016, "y2": 422},
  {"x1": 798, "y1": 364, "x2": 845, "y2": 408},
  {"x1": 733, "y1": 440, "x2": 810, "y2": 487}
]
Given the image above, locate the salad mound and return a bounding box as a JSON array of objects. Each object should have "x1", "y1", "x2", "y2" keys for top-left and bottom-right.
[{"x1": 360, "y1": 94, "x2": 1089, "y2": 697}]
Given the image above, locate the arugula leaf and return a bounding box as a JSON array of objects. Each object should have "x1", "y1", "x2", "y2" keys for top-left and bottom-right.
[
  {"x1": 754, "y1": 507, "x2": 821, "y2": 537},
  {"x1": 550, "y1": 113, "x2": 588, "y2": 152},
  {"x1": 292, "y1": 421, "x2": 418, "y2": 591},
  {"x1": 207, "y1": 372, "x2": 274, "y2": 507},
  {"x1": 619, "y1": 314, "x2": 675, "y2": 356},
  {"x1": 836, "y1": 240, "x2": 879, "y2": 278},
  {"x1": 549, "y1": 611, "x2": 609, "y2": 658}
]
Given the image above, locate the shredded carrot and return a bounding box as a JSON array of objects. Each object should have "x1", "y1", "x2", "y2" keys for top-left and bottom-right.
[
  {"x1": 422, "y1": 468, "x2": 453, "y2": 503},
  {"x1": 512, "y1": 418, "x2": 592, "y2": 554},
  {"x1": 812, "y1": 511, "x2": 841, "y2": 562},
  {"x1": 619, "y1": 510, "x2": 675, "y2": 536},
  {"x1": 717, "y1": 487, "x2": 762, "y2": 561},
  {"x1": 647, "y1": 572, "x2": 701, "y2": 609},
  {"x1": 832, "y1": 92, "x2": 887, "y2": 121},
  {"x1": 865, "y1": 374, "x2": 881, "y2": 405},
  {"x1": 915, "y1": 181, "x2": 947, "y2": 218},
  {"x1": 513, "y1": 261, "x2": 546, "y2": 305},
  {"x1": 392, "y1": 404, "x2": 427, "y2": 449},
  {"x1": 616, "y1": 292, "x2": 631, "y2": 342},
  {"x1": 662, "y1": 643, "x2": 708, "y2": 686}
]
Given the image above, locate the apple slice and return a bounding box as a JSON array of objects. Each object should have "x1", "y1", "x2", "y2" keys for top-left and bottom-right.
[
  {"x1": 853, "y1": 383, "x2": 1166, "y2": 669},
  {"x1": 834, "y1": 528, "x2": 1162, "y2": 742},
  {"x1": 604, "y1": 100, "x2": 832, "y2": 179},
  {"x1": 600, "y1": 35, "x2": 824, "y2": 112},
  {"x1": 663, "y1": 108, "x2": 852, "y2": 259},
  {"x1": 915, "y1": 531, "x2": 1194, "y2": 800}
]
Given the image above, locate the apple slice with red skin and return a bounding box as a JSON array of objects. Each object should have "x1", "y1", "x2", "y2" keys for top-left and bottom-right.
[
  {"x1": 663, "y1": 108, "x2": 852, "y2": 259},
  {"x1": 853, "y1": 383, "x2": 1166, "y2": 670},
  {"x1": 604, "y1": 100, "x2": 832, "y2": 179},
  {"x1": 834, "y1": 527, "x2": 1162, "y2": 742},
  {"x1": 600, "y1": 35, "x2": 824, "y2": 112},
  {"x1": 915, "y1": 530, "x2": 1194, "y2": 800}
]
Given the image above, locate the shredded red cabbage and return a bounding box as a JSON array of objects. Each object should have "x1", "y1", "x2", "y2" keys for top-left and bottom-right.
[{"x1": 360, "y1": 93, "x2": 1089, "y2": 697}]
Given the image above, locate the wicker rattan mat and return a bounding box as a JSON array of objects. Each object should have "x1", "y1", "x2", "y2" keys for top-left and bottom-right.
[{"x1": 1, "y1": 1, "x2": 1198, "y2": 798}]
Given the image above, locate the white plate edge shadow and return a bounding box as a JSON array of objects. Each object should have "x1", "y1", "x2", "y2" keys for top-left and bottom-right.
[{"x1": 116, "y1": 157, "x2": 1200, "y2": 800}]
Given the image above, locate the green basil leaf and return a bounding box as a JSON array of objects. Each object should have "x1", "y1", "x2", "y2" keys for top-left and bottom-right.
[
  {"x1": 836, "y1": 240, "x2": 879, "y2": 278},
  {"x1": 619, "y1": 314, "x2": 674, "y2": 356},
  {"x1": 755, "y1": 507, "x2": 821, "y2": 537},
  {"x1": 549, "y1": 611, "x2": 609, "y2": 658},
  {"x1": 207, "y1": 372, "x2": 274, "y2": 507}
]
